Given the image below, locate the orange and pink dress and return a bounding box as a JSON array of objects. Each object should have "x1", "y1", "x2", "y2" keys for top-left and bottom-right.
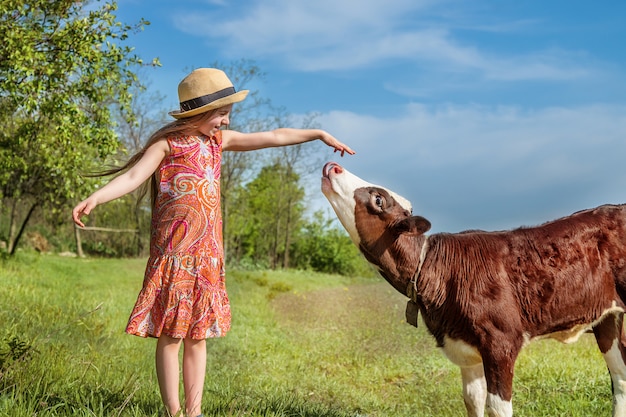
[{"x1": 125, "y1": 132, "x2": 231, "y2": 340}]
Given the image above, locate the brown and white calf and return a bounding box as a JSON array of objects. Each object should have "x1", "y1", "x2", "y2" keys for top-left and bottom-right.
[{"x1": 321, "y1": 161, "x2": 626, "y2": 417}]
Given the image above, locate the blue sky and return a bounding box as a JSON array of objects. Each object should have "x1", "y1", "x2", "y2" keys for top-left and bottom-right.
[{"x1": 116, "y1": 0, "x2": 626, "y2": 233}]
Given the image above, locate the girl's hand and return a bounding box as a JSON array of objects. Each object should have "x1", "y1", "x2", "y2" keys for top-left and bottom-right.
[
  {"x1": 321, "y1": 132, "x2": 355, "y2": 157},
  {"x1": 72, "y1": 198, "x2": 97, "y2": 228},
  {"x1": 71, "y1": 138, "x2": 168, "y2": 228}
]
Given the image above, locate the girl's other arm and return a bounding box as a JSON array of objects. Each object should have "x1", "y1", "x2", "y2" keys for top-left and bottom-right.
[
  {"x1": 72, "y1": 139, "x2": 169, "y2": 227},
  {"x1": 222, "y1": 128, "x2": 355, "y2": 156}
]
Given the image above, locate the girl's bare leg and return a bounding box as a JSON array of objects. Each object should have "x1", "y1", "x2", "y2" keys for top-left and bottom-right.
[
  {"x1": 156, "y1": 335, "x2": 183, "y2": 416},
  {"x1": 183, "y1": 338, "x2": 207, "y2": 417}
]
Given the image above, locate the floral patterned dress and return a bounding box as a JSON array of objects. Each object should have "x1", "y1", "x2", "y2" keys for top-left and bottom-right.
[{"x1": 125, "y1": 132, "x2": 231, "y2": 339}]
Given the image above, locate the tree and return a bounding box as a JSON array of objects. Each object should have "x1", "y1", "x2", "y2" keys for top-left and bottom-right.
[
  {"x1": 232, "y1": 162, "x2": 305, "y2": 268},
  {"x1": 0, "y1": 0, "x2": 157, "y2": 254},
  {"x1": 291, "y1": 210, "x2": 369, "y2": 276}
]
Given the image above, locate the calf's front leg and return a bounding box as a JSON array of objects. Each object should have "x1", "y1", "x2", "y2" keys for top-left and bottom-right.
[
  {"x1": 482, "y1": 350, "x2": 517, "y2": 417},
  {"x1": 461, "y1": 363, "x2": 487, "y2": 417}
]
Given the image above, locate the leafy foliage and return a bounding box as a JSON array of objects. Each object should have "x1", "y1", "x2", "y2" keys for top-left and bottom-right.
[
  {"x1": 291, "y1": 210, "x2": 372, "y2": 276},
  {"x1": 228, "y1": 162, "x2": 305, "y2": 268},
  {"x1": 0, "y1": 0, "x2": 157, "y2": 253},
  {"x1": 0, "y1": 334, "x2": 36, "y2": 374},
  {"x1": 225, "y1": 162, "x2": 370, "y2": 276}
]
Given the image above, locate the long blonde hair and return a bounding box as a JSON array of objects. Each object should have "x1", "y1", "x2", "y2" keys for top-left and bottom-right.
[{"x1": 94, "y1": 108, "x2": 220, "y2": 209}]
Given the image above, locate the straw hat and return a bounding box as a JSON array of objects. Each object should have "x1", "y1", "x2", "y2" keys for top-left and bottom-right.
[{"x1": 169, "y1": 68, "x2": 249, "y2": 119}]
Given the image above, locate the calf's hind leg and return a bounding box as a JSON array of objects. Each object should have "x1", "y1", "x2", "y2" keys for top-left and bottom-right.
[{"x1": 593, "y1": 312, "x2": 626, "y2": 417}]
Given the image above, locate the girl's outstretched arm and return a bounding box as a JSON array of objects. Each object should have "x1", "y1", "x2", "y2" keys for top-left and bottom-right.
[
  {"x1": 72, "y1": 139, "x2": 169, "y2": 227},
  {"x1": 222, "y1": 128, "x2": 355, "y2": 156}
]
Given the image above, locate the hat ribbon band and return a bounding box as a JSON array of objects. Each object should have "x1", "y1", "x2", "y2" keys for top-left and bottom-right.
[{"x1": 179, "y1": 87, "x2": 236, "y2": 112}]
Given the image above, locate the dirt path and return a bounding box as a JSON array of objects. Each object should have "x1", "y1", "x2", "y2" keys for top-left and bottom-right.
[{"x1": 272, "y1": 282, "x2": 410, "y2": 333}]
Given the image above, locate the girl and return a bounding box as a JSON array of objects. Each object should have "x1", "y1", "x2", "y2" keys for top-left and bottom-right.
[{"x1": 72, "y1": 68, "x2": 354, "y2": 417}]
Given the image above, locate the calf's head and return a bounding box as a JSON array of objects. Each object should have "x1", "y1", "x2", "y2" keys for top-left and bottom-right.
[{"x1": 321, "y1": 162, "x2": 431, "y2": 276}]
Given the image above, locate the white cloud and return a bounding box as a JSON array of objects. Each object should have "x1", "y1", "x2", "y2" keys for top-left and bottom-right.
[
  {"x1": 174, "y1": 0, "x2": 599, "y2": 82},
  {"x1": 312, "y1": 103, "x2": 626, "y2": 231},
  {"x1": 482, "y1": 49, "x2": 593, "y2": 81}
]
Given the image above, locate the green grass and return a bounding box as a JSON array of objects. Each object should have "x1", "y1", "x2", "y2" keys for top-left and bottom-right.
[{"x1": 0, "y1": 252, "x2": 614, "y2": 416}]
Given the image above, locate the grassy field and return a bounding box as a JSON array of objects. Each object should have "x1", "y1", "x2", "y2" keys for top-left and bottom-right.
[{"x1": 0, "y1": 252, "x2": 615, "y2": 416}]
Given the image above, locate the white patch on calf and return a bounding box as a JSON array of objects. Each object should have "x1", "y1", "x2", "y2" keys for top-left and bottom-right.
[
  {"x1": 603, "y1": 338, "x2": 626, "y2": 417},
  {"x1": 534, "y1": 301, "x2": 624, "y2": 344},
  {"x1": 486, "y1": 394, "x2": 512, "y2": 417},
  {"x1": 321, "y1": 162, "x2": 412, "y2": 246},
  {"x1": 461, "y1": 364, "x2": 487, "y2": 417},
  {"x1": 442, "y1": 336, "x2": 483, "y2": 367}
]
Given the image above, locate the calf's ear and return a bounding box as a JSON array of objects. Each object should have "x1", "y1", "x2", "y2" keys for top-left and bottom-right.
[{"x1": 394, "y1": 216, "x2": 431, "y2": 236}]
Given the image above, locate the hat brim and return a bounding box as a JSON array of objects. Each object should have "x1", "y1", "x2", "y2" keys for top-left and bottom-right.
[{"x1": 169, "y1": 90, "x2": 249, "y2": 119}]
